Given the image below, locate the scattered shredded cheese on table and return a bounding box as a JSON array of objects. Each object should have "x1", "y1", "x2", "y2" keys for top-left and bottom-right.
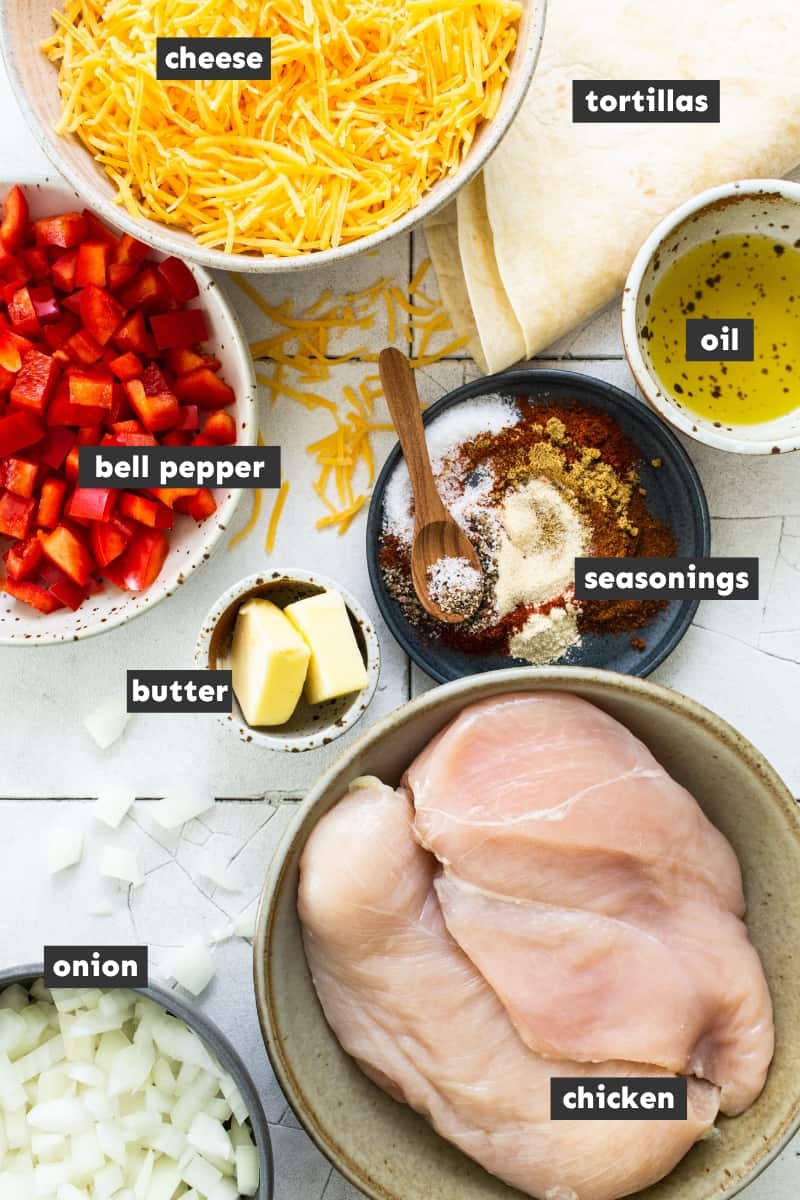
[
  {"x1": 231, "y1": 261, "x2": 468, "y2": 547},
  {"x1": 43, "y1": 0, "x2": 522, "y2": 255}
]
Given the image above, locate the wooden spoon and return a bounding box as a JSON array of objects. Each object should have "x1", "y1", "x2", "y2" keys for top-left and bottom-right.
[{"x1": 379, "y1": 347, "x2": 483, "y2": 624}]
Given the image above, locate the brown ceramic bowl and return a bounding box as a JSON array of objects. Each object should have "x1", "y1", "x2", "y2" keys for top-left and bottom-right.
[{"x1": 254, "y1": 667, "x2": 800, "y2": 1200}]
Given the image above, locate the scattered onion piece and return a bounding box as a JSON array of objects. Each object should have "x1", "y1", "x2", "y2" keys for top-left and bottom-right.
[
  {"x1": 98, "y1": 846, "x2": 144, "y2": 888},
  {"x1": 151, "y1": 792, "x2": 214, "y2": 831},
  {"x1": 162, "y1": 937, "x2": 216, "y2": 997},
  {"x1": 93, "y1": 787, "x2": 135, "y2": 829},
  {"x1": 46, "y1": 828, "x2": 83, "y2": 874},
  {"x1": 83, "y1": 700, "x2": 130, "y2": 750}
]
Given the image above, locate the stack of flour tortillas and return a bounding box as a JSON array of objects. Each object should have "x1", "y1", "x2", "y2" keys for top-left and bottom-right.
[{"x1": 426, "y1": 0, "x2": 800, "y2": 373}]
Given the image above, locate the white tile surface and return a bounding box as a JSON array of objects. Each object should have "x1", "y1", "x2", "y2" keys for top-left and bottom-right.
[{"x1": 0, "y1": 30, "x2": 797, "y2": 1200}]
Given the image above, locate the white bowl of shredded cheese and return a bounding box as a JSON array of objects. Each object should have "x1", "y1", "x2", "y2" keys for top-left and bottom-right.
[{"x1": 0, "y1": 0, "x2": 546, "y2": 270}]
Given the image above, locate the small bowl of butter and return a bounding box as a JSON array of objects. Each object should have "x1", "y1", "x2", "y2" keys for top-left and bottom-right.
[
  {"x1": 195, "y1": 570, "x2": 381, "y2": 751},
  {"x1": 622, "y1": 178, "x2": 800, "y2": 454}
]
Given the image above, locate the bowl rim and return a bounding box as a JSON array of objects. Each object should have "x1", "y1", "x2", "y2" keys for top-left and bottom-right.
[
  {"x1": 0, "y1": 0, "x2": 547, "y2": 273},
  {"x1": 621, "y1": 177, "x2": 800, "y2": 455},
  {"x1": 253, "y1": 665, "x2": 800, "y2": 1200},
  {"x1": 0, "y1": 175, "x2": 258, "y2": 645},
  {"x1": 365, "y1": 367, "x2": 711, "y2": 682},
  {"x1": 194, "y1": 568, "x2": 381, "y2": 751},
  {"x1": 0, "y1": 961, "x2": 274, "y2": 1200}
]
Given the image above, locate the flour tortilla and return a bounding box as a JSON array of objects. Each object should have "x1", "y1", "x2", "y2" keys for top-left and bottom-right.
[
  {"x1": 429, "y1": 0, "x2": 800, "y2": 372},
  {"x1": 423, "y1": 202, "x2": 487, "y2": 370}
]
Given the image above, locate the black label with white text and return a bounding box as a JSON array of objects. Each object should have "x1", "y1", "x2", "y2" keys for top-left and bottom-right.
[
  {"x1": 156, "y1": 37, "x2": 271, "y2": 80},
  {"x1": 127, "y1": 670, "x2": 233, "y2": 714},
  {"x1": 44, "y1": 946, "x2": 149, "y2": 988},
  {"x1": 551, "y1": 1077, "x2": 688, "y2": 1120},
  {"x1": 575, "y1": 557, "x2": 758, "y2": 600},
  {"x1": 685, "y1": 319, "x2": 754, "y2": 361},
  {"x1": 79, "y1": 445, "x2": 281, "y2": 490},
  {"x1": 572, "y1": 80, "x2": 720, "y2": 123}
]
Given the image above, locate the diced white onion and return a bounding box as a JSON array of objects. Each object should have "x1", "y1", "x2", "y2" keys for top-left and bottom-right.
[
  {"x1": 98, "y1": 846, "x2": 144, "y2": 888},
  {"x1": 45, "y1": 828, "x2": 84, "y2": 874},
  {"x1": 233, "y1": 908, "x2": 257, "y2": 940},
  {"x1": 162, "y1": 937, "x2": 216, "y2": 997},
  {"x1": 83, "y1": 699, "x2": 129, "y2": 750},
  {"x1": 93, "y1": 786, "x2": 135, "y2": 829},
  {"x1": 0, "y1": 981, "x2": 259, "y2": 1199},
  {"x1": 151, "y1": 790, "x2": 214, "y2": 830}
]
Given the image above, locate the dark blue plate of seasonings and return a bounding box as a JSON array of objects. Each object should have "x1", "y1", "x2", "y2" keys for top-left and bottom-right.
[{"x1": 366, "y1": 368, "x2": 710, "y2": 683}]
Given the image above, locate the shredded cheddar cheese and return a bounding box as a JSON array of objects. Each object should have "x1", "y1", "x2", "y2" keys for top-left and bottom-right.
[
  {"x1": 266, "y1": 481, "x2": 290, "y2": 553},
  {"x1": 43, "y1": 0, "x2": 522, "y2": 256},
  {"x1": 238, "y1": 263, "x2": 468, "y2": 540}
]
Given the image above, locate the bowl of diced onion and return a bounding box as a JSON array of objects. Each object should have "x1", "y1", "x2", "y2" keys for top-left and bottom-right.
[
  {"x1": 0, "y1": 966, "x2": 273, "y2": 1199},
  {"x1": 0, "y1": 0, "x2": 546, "y2": 271}
]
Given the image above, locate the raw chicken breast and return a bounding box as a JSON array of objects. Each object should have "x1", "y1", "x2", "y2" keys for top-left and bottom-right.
[
  {"x1": 299, "y1": 780, "x2": 720, "y2": 1200},
  {"x1": 407, "y1": 693, "x2": 774, "y2": 1114}
]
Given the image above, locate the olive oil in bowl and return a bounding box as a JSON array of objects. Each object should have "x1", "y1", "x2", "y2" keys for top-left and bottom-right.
[{"x1": 644, "y1": 234, "x2": 800, "y2": 425}]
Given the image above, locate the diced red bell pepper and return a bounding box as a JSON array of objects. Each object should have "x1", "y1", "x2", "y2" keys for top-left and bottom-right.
[
  {"x1": 10, "y1": 351, "x2": 60, "y2": 414},
  {"x1": 79, "y1": 285, "x2": 125, "y2": 346},
  {"x1": 23, "y1": 248, "x2": 51, "y2": 283},
  {"x1": 141, "y1": 363, "x2": 171, "y2": 395},
  {"x1": 102, "y1": 430, "x2": 158, "y2": 448},
  {"x1": 28, "y1": 285, "x2": 60, "y2": 324},
  {"x1": 107, "y1": 261, "x2": 138, "y2": 291},
  {"x1": 125, "y1": 379, "x2": 179, "y2": 433},
  {"x1": 0, "y1": 410, "x2": 43, "y2": 456},
  {"x1": 42, "y1": 314, "x2": 80, "y2": 351},
  {"x1": 103, "y1": 527, "x2": 168, "y2": 591},
  {"x1": 160, "y1": 431, "x2": 191, "y2": 446},
  {"x1": 46, "y1": 382, "x2": 106, "y2": 429},
  {"x1": 118, "y1": 491, "x2": 173, "y2": 530},
  {"x1": 64, "y1": 328, "x2": 104, "y2": 367},
  {"x1": 67, "y1": 486, "x2": 116, "y2": 522},
  {"x1": 76, "y1": 424, "x2": 103, "y2": 445},
  {"x1": 0, "y1": 187, "x2": 28, "y2": 252},
  {"x1": 203, "y1": 410, "x2": 236, "y2": 444},
  {"x1": 111, "y1": 310, "x2": 156, "y2": 357},
  {"x1": 0, "y1": 332, "x2": 22, "y2": 373},
  {"x1": 112, "y1": 233, "x2": 149, "y2": 268},
  {"x1": 64, "y1": 445, "x2": 81, "y2": 481},
  {"x1": 3, "y1": 533, "x2": 44, "y2": 581},
  {"x1": 82, "y1": 210, "x2": 117, "y2": 245},
  {"x1": 157, "y1": 257, "x2": 200, "y2": 303},
  {"x1": 174, "y1": 487, "x2": 216, "y2": 521},
  {"x1": 40, "y1": 524, "x2": 93, "y2": 586},
  {"x1": 2, "y1": 578, "x2": 63, "y2": 613},
  {"x1": 191, "y1": 434, "x2": 214, "y2": 447},
  {"x1": 69, "y1": 368, "x2": 114, "y2": 410},
  {"x1": 51, "y1": 249, "x2": 79, "y2": 293},
  {"x1": 119, "y1": 267, "x2": 170, "y2": 313},
  {"x1": 49, "y1": 575, "x2": 90, "y2": 611},
  {"x1": 32, "y1": 212, "x2": 87, "y2": 249},
  {"x1": 176, "y1": 404, "x2": 199, "y2": 431},
  {"x1": 148, "y1": 486, "x2": 198, "y2": 508},
  {"x1": 164, "y1": 347, "x2": 220, "y2": 375},
  {"x1": 8, "y1": 287, "x2": 40, "y2": 337},
  {"x1": 0, "y1": 489, "x2": 36, "y2": 538},
  {"x1": 90, "y1": 515, "x2": 132, "y2": 566},
  {"x1": 37, "y1": 428, "x2": 74, "y2": 470},
  {"x1": 2, "y1": 456, "x2": 38, "y2": 497},
  {"x1": 150, "y1": 309, "x2": 208, "y2": 351},
  {"x1": 174, "y1": 367, "x2": 235, "y2": 410},
  {"x1": 110, "y1": 420, "x2": 143, "y2": 434},
  {"x1": 37, "y1": 475, "x2": 67, "y2": 527},
  {"x1": 0, "y1": 364, "x2": 15, "y2": 395},
  {"x1": 109, "y1": 352, "x2": 142, "y2": 382},
  {"x1": 75, "y1": 241, "x2": 110, "y2": 288}
]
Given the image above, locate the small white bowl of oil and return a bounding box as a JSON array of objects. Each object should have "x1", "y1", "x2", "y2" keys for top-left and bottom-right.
[{"x1": 622, "y1": 179, "x2": 800, "y2": 455}]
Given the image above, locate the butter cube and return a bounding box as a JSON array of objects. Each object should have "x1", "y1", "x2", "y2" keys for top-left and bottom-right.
[
  {"x1": 230, "y1": 599, "x2": 310, "y2": 726},
  {"x1": 284, "y1": 590, "x2": 368, "y2": 705}
]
